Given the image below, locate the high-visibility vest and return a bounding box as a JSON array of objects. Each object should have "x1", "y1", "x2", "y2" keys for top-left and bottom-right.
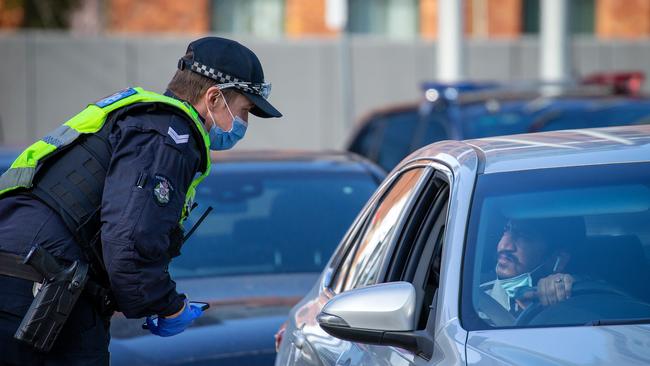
[{"x1": 0, "y1": 87, "x2": 211, "y2": 225}]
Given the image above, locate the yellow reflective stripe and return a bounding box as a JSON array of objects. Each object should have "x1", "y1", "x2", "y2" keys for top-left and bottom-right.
[
  {"x1": 62, "y1": 106, "x2": 105, "y2": 133},
  {"x1": 42, "y1": 125, "x2": 80, "y2": 148},
  {"x1": 9, "y1": 141, "x2": 57, "y2": 169},
  {"x1": 60, "y1": 87, "x2": 201, "y2": 135},
  {"x1": 0, "y1": 87, "x2": 212, "y2": 224},
  {"x1": 0, "y1": 167, "x2": 36, "y2": 193},
  {"x1": 181, "y1": 172, "x2": 210, "y2": 224}
]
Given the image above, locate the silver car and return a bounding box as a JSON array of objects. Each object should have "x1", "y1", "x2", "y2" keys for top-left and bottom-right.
[{"x1": 276, "y1": 125, "x2": 650, "y2": 366}]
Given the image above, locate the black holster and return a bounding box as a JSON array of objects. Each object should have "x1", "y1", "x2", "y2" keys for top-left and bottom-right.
[{"x1": 8, "y1": 246, "x2": 89, "y2": 353}]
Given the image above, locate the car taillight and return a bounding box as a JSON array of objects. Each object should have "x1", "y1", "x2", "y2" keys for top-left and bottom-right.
[
  {"x1": 582, "y1": 71, "x2": 645, "y2": 96},
  {"x1": 275, "y1": 321, "x2": 287, "y2": 352}
]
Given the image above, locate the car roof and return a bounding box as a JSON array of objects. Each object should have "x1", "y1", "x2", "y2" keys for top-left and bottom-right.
[
  {"x1": 465, "y1": 125, "x2": 650, "y2": 174},
  {"x1": 350, "y1": 86, "x2": 650, "y2": 132},
  {"x1": 210, "y1": 150, "x2": 386, "y2": 177},
  {"x1": 402, "y1": 125, "x2": 650, "y2": 175}
]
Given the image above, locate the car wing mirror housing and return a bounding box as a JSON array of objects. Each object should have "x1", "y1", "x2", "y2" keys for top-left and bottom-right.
[{"x1": 317, "y1": 281, "x2": 433, "y2": 359}]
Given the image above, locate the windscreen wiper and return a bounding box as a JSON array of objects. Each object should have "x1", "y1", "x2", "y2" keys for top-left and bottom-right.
[{"x1": 587, "y1": 318, "x2": 650, "y2": 326}]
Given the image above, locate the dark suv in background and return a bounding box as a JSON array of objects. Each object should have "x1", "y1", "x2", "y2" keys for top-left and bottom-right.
[{"x1": 348, "y1": 72, "x2": 650, "y2": 171}]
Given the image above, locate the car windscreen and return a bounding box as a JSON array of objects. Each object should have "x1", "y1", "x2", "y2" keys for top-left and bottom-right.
[
  {"x1": 461, "y1": 162, "x2": 650, "y2": 330},
  {"x1": 460, "y1": 101, "x2": 538, "y2": 138},
  {"x1": 170, "y1": 169, "x2": 378, "y2": 278},
  {"x1": 461, "y1": 100, "x2": 650, "y2": 139},
  {"x1": 348, "y1": 108, "x2": 449, "y2": 171},
  {"x1": 533, "y1": 102, "x2": 650, "y2": 131}
]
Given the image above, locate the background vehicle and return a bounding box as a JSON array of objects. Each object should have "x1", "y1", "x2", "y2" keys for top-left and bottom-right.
[
  {"x1": 278, "y1": 125, "x2": 650, "y2": 365},
  {"x1": 0, "y1": 151, "x2": 17, "y2": 168},
  {"x1": 348, "y1": 73, "x2": 650, "y2": 171},
  {"x1": 104, "y1": 150, "x2": 385, "y2": 365}
]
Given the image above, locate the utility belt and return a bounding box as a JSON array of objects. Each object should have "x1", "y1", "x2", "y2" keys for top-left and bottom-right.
[{"x1": 0, "y1": 246, "x2": 115, "y2": 353}]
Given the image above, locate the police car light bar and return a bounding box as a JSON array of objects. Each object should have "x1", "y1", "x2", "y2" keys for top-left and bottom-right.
[{"x1": 581, "y1": 71, "x2": 645, "y2": 96}]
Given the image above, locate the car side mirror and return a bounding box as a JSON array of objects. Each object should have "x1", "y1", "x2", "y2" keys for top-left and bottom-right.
[{"x1": 317, "y1": 282, "x2": 433, "y2": 359}]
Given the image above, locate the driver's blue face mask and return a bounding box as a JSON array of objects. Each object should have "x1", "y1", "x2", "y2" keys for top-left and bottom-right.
[
  {"x1": 497, "y1": 272, "x2": 532, "y2": 299},
  {"x1": 206, "y1": 95, "x2": 248, "y2": 151}
]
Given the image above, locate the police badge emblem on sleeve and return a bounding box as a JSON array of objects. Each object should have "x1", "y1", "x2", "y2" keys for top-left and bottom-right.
[{"x1": 153, "y1": 175, "x2": 174, "y2": 206}]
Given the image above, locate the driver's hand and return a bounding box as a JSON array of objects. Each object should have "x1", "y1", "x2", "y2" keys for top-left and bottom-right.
[{"x1": 536, "y1": 273, "x2": 574, "y2": 306}]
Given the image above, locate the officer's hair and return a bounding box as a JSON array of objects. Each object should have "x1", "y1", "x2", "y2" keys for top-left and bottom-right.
[{"x1": 167, "y1": 56, "x2": 239, "y2": 105}]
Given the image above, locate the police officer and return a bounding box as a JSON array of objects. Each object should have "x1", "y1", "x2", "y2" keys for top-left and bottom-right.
[{"x1": 0, "y1": 37, "x2": 281, "y2": 365}]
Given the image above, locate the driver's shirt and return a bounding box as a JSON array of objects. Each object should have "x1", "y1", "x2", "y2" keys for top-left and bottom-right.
[{"x1": 480, "y1": 279, "x2": 525, "y2": 317}]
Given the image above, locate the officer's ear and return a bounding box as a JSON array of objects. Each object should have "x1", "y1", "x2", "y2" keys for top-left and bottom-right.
[{"x1": 204, "y1": 86, "x2": 223, "y2": 107}]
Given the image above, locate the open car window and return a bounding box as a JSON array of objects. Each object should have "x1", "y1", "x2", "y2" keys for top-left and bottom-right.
[{"x1": 461, "y1": 162, "x2": 650, "y2": 330}]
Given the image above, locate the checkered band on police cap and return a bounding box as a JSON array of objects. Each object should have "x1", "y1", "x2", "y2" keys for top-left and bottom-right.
[
  {"x1": 189, "y1": 60, "x2": 241, "y2": 84},
  {"x1": 184, "y1": 59, "x2": 266, "y2": 97}
]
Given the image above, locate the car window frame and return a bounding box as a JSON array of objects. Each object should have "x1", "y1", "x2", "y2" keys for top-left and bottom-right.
[
  {"x1": 339, "y1": 165, "x2": 433, "y2": 293},
  {"x1": 344, "y1": 166, "x2": 433, "y2": 291},
  {"x1": 385, "y1": 170, "x2": 450, "y2": 282},
  {"x1": 383, "y1": 165, "x2": 453, "y2": 334},
  {"x1": 325, "y1": 162, "x2": 434, "y2": 295},
  {"x1": 409, "y1": 187, "x2": 449, "y2": 330}
]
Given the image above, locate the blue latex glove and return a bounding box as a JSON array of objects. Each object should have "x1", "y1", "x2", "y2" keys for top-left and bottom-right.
[{"x1": 145, "y1": 301, "x2": 203, "y2": 337}]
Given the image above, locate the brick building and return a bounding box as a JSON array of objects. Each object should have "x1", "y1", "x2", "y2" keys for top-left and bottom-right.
[{"x1": 1, "y1": 0, "x2": 649, "y2": 39}]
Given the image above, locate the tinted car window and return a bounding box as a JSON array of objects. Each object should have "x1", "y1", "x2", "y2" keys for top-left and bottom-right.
[
  {"x1": 462, "y1": 162, "x2": 650, "y2": 330},
  {"x1": 349, "y1": 118, "x2": 384, "y2": 161},
  {"x1": 376, "y1": 110, "x2": 419, "y2": 170},
  {"x1": 418, "y1": 114, "x2": 449, "y2": 147},
  {"x1": 461, "y1": 102, "x2": 535, "y2": 138},
  {"x1": 349, "y1": 105, "x2": 451, "y2": 172},
  {"x1": 171, "y1": 169, "x2": 378, "y2": 278},
  {"x1": 341, "y1": 167, "x2": 426, "y2": 291},
  {"x1": 349, "y1": 109, "x2": 421, "y2": 171},
  {"x1": 535, "y1": 103, "x2": 650, "y2": 132}
]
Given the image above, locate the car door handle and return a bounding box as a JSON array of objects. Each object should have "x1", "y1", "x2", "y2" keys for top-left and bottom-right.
[{"x1": 292, "y1": 330, "x2": 306, "y2": 350}]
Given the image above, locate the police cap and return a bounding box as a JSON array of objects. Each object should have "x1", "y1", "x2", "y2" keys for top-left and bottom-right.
[{"x1": 178, "y1": 37, "x2": 282, "y2": 118}]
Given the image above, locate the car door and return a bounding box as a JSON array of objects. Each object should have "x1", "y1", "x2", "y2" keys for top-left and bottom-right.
[
  {"x1": 282, "y1": 163, "x2": 433, "y2": 366},
  {"x1": 332, "y1": 166, "x2": 453, "y2": 366}
]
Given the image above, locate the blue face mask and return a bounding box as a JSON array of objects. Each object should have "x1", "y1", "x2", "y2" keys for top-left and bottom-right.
[
  {"x1": 497, "y1": 272, "x2": 532, "y2": 299},
  {"x1": 206, "y1": 96, "x2": 248, "y2": 151},
  {"x1": 209, "y1": 117, "x2": 247, "y2": 151}
]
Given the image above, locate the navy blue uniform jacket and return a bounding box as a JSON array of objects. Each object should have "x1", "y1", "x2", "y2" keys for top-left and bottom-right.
[{"x1": 0, "y1": 92, "x2": 204, "y2": 318}]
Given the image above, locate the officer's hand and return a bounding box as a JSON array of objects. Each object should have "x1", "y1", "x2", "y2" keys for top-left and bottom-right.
[
  {"x1": 536, "y1": 273, "x2": 574, "y2": 306},
  {"x1": 145, "y1": 300, "x2": 203, "y2": 337}
]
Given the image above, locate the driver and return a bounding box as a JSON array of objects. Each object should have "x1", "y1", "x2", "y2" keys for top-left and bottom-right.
[{"x1": 480, "y1": 217, "x2": 585, "y2": 316}]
